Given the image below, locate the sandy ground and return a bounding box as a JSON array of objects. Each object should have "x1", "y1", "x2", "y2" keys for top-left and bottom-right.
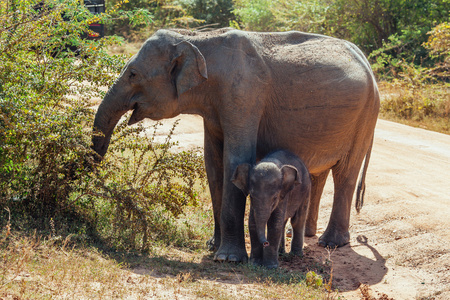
[{"x1": 142, "y1": 115, "x2": 450, "y2": 299}]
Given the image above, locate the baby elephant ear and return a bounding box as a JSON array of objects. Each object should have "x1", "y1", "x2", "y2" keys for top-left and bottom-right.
[
  {"x1": 281, "y1": 165, "x2": 301, "y2": 196},
  {"x1": 171, "y1": 41, "x2": 208, "y2": 96},
  {"x1": 231, "y1": 163, "x2": 251, "y2": 195}
]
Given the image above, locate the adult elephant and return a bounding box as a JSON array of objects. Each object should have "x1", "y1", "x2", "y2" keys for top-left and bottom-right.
[{"x1": 91, "y1": 29, "x2": 380, "y2": 263}]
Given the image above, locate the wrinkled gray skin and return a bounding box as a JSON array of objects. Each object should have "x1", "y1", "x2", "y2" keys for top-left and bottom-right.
[
  {"x1": 232, "y1": 150, "x2": 311, "y2": 269},
  {"x1": 92, "y1": 28, "x2": 380, "y2": 263}
]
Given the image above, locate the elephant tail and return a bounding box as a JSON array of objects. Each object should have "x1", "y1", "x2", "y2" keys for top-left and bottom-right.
[{"x1": 355, "y1": 136, "x2": 374, "y2": 213}]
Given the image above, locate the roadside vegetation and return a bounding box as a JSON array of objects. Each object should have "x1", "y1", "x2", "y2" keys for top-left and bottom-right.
[
  {"x1": 1, "y1": 0, "x2": 448, "y2": 299},
  {"x1": 376, "y1": 22, "x2": 450, "y2": 134}
]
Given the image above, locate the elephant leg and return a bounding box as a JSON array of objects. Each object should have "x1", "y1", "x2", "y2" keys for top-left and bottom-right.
[
  {"x1": 278, "y1": 220, "x2": 288, "y2": 255},
  {"x1": 291, "y1": 192, "x2": 310, "y2": 255},
  {"x1": 213, "y1": 132, "x2": 258, "y2": 263},
  {"x1": 204, "y1": 129, "x2": 224, "y2": 252},
  {"x1": 214, "y1": 180, "x2": 248, "y2": 262},
  {"x1": 248, "y1": 207, "x2": 263, "y2": 265},
  {"x1": 290, "y1": 212, "x2": 306, "y2": 256},
  {"x1": 215, "y1": 182, "x2": 248, "y2": 263},
  {"x1": 318, "y1": 157, "x2": 363, "y2": 248},
  {"x1": 305, "y1": 170, "x2": 330, "y2": 237},
  {"x1": 264, "y1": 207, "x2": 285, "y2": 268}
]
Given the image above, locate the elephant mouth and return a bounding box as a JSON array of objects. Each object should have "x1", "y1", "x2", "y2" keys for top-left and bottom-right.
[
  {"x1": 128, "y1": 103, "x2": 147, "y2": 125},
  {"x1": 128, "y1": 101, "x2": 168, "y2": 124}
]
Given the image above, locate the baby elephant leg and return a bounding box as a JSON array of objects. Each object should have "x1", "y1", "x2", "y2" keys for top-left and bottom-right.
[
  {"x1": 264, "y1": 209, "x2": 285, "y2": 268},
  {"x1": 290, "y1": 212, "x2": 307, "y2": 256},
  {"x1": 248, "y1": 207, "x2": 264, "y2": 265},
  {"x1": 278, "y1": 220, "x2": 288, "y2": 255}
]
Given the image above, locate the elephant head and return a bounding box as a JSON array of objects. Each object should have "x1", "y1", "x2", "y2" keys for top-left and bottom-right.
[
  {"x1": 232, "y1": 161, "x2": 301, "y2": 247},
  {"x1": 92, "y1": 30, "x2": 208, "y2": 157}
]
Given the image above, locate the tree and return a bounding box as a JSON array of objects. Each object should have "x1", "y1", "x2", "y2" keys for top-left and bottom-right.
[
  {"x1": 424, "y1": 22, "x2": 450, "y2": 80},
  {"x1": 234, "y1": 0, "x2": 449, "y2": 62},
  {"x1": 327, "y1": 0, "x2": 450, "y2": 55}
]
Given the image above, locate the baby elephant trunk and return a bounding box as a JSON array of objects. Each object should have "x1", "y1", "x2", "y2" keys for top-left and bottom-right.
[{"x1": 256, "y1": 223, "x2": 270, "y2": 247}]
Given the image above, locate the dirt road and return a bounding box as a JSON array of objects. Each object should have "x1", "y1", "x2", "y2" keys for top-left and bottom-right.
[
  {"x1": 311, "y1": 119, "x2": 450, "y2": 299},
  {"x1": 145, "y1": 115, "x2": 450, "y2": 299}
]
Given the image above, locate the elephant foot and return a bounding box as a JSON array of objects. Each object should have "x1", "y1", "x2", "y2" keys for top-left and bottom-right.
[
  {"x1": 249, "y1": 256, "x2": 263, "y2": 266},
  {"x1": 251, "y1": 257, "x2": 278, "y2": 269},
  {"x1": 214, "y1": 243, "x2": 248, "y2": 263},
  {"x1": 263, "y1": 262, "x2": 279, "y2": 269},
  {"x1": 290, "y1": 248, "x2": 303, "y2": 257},
  {"x1": 318, "y1": 229, "x2": 350, "y2": 248}
]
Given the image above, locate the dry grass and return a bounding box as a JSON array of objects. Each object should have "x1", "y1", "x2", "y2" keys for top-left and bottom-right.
[
  {"x1": 0, "y1": 230, "x2": 337, "y2": 299},
  {"x1": 379, "y1": 81, "x2": 450, "y2": 134},
  {"x1": 0, "y1": 231, "x2": 129, "y2": 299},
  {"x1": 1, "y1": 196, "x2": 338, "y2": 300}
]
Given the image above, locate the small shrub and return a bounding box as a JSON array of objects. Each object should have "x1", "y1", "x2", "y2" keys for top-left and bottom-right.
[
  {"x1": 0, "y1": 0, "x2": 206, "y2": 252},
  {"x1": 87, "y1": 118, "x2": 207, "y2": 251},
  {"x1": 305, "y1": 271, "x2": 323, "y2": 288}
]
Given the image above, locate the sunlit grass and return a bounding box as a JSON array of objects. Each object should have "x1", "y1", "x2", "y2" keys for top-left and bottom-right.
[
  {"x1": 1, "y1": 225, "x2": 337, "y2": 299},
  {"x1": 379, "y1": 81, "x2": 450, "y2": 134}
]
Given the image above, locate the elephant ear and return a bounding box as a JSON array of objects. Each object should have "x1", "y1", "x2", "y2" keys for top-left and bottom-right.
[
  {"x1": 231, "y1": 163, "x2": 251, "y2": 195},
  {"x1": 280, "y1": 165, "x2": 301, "y2": 198},
  {"x1": 171, "y1": 41, "x2": 208, "y2": 96}
]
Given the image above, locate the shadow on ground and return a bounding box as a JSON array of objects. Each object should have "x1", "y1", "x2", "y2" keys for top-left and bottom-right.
[
  {"x1": 104, "y1": 234, "x2": 385, "y2": 292},
  {"x1": 280, "y1": 235, "x2": 387, "y2": 292}
]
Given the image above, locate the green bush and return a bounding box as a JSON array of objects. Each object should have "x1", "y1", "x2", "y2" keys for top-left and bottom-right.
[
  {"x1": 88, "y1": 119, "x2": 207, "y2": 250},
  {"x1": 233, "y1": 0, "x2": 275, "y2": 31},
  {"x1": 424, "y1": 22, "x2": 450, "y2": 81},
  {"x1": 0, "y1": 0, "x2": 207, "y2": 251},
  {"x1": 0, "y1": 0, "x2": 125, "y2": 226},
  {"x1": 235, "y1": 0, "x2": 330, "y2": 33},
  {"x1": 105, "y1": 0, "x2": 197, "y2": 40}
]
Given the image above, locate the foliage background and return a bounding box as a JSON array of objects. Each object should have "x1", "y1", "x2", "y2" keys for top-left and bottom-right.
[{"x1": 0, "y1": 0, "x2": 449, "y2": 252}]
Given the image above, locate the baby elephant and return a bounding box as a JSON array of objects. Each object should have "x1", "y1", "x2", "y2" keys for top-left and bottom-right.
[{"x1": 232, "y1": 150, "x2": 311, "y2": 269}]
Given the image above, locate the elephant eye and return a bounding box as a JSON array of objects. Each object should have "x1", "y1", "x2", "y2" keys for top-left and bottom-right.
[{"x1": 129, "y1": 69, "x2": 139, "y2": 80}]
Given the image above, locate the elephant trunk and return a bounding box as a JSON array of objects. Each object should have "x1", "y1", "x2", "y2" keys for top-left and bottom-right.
[
  {"x1": 261, "y1": 238, "x2": 270, "y2": 248},
  {"x1": 256, "y1": 225, "x2": 270, "y2": 248},
  {"x1": 92, "y1": 82, "x2": 129, "y2": 159},
  {"x1": 254, "y1": 211, "x2": 271, "y2": 248}
]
